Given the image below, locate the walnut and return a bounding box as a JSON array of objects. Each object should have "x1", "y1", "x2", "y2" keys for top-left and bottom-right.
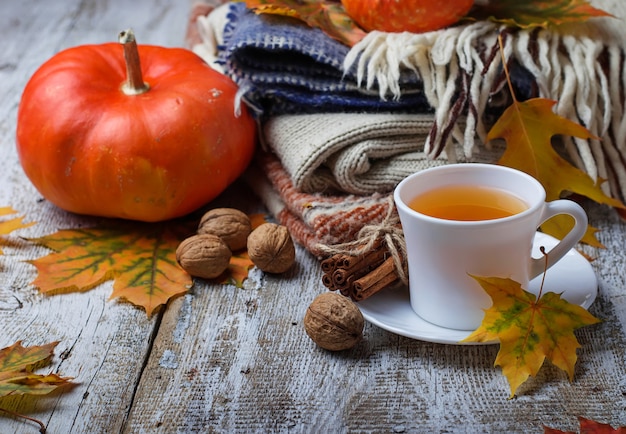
[
  {"x1": 303, "y1": 292, "x2": 364, "y2": 351},
  {"x1": 247, "y1": 223, "x2": 295, "y2": 273},
  {"x1": 197, "y1": 208, "x2": 251, "y2": 251},
  {"x1": 176, "y1": 234, "x2": 231, "y2": 279}
]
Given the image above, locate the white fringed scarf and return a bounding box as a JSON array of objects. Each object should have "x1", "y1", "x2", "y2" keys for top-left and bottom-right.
[{"x1": 343, "y1": 0, "x2": 626, "y2": 202}]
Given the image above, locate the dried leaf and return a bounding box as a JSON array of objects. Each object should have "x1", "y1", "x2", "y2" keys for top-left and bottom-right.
[
  {"x1": 27, "y1": 222, "x2": 193, "y2": 317},
  {"x1": 487, "y1": 97, "x2": 625, "y2": 246},
  {"x1": 220, "y1": 251, "x2": 255, "y2": 287},
  {"x1": 27, "y1": 214, "x2": 267, "y2": 314},
  {"x1": 0, "y1": 341, "x2": 72, "y2": 398},
  {"x1": 461, "y1": 275, "x2": 600, "y2": 397},
  {"x1": 544, "y1": 416, "x2": 626, "y2": 433},
  {"x1": 244, "y1": 0, "x2": 367, "y2": 46},
  {"x1": 218, "y1": 213, "x2": 268, "y2": 287},
  {"x1": 471, "y1": 0, "x2": 613, "y2": 28},
  {"x1": 248, "y1": 213, "x2": 270, "y2": 231},
  {"x1": 0, "y1": 207, "x2": 34, "y2": 255}
]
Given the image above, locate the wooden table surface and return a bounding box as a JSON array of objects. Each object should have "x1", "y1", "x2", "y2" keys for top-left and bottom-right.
[{"x1": 1, "y1": 1, "x2": 625, "y2": 433}]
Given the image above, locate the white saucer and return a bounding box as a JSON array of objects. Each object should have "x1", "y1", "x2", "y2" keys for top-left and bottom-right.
[{"x1": 358, "y1": 232, "x2": 598, "y2": 345}]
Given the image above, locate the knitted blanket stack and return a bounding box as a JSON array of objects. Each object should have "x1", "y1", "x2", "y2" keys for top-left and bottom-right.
[{"x1": 187, "y1": 0, "x2": 626, "y2": 259}]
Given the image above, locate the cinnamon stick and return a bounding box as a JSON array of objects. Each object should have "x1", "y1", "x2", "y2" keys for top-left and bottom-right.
[
  {"x1": 337, "y1": 275, "x2": 355, "y2": 298},
  {"x1": 322, "y1": 272, "x2": 335, "y2": 290},
  {"x1": 335, "y1": 239, "x2": 384, "y2": 273},
  {"x1": 319, "y1": 240, "x2": 402, "y2": 301},
  {"x1": 352, "y1": 256, "x2": 398, "y2": 301},
  {"x1": 321, "y1": 256, "x2": 337, "y2": 273}
]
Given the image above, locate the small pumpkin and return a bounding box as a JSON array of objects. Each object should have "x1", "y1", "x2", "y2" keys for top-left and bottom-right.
[
  {"x1": 341, "y1": 0, "x2": 474, "y2": 33},
  {"x1": 16, "y1": 30, "x2": 256, "y2": 222}
]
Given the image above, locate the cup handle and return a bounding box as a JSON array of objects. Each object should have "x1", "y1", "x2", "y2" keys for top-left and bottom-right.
[{"x1": 529, "y1": 200, "x2": 588, "y2": 279}]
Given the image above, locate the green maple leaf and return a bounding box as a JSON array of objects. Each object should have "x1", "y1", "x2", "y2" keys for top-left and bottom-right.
[
  {"x1": 471, "y1": 0, "x2": 613, "y2": 28},
  {"x1": 461, "y1": 275, "x2": 600, "y2": 398},
  {"x1": 27, "y1": 222, "x2": 193, "y2": 317},
  {"x1": 0, "y1": 341, "x2": 72, "y2": 398},
  {"x1": 26, "y1": 214, "x2": 263, "y2": 315}
]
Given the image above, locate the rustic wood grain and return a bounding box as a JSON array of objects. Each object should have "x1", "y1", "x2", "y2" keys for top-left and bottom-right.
[
  {"x1": 0, "y1": 1, "x2": 191, "y2": 433},
  {"x1": 1, "y1": 1, "x2": 625, "y2": 433},
  {"x1": 123, "y1": 203, "x2": 626, "y2": 433}
]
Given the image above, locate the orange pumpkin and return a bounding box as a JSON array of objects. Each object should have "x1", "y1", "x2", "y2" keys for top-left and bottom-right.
[
  {"x1": 341, "y1": 0, "x2": 475, "y2": 33},
  {"x1": 16, "y1": 31, "x2": 256, "y2": 222}
]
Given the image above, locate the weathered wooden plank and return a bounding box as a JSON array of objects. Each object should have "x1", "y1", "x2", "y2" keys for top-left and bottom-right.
[
  {"x1": 1, "y1": 0, "x2": 625, "y2": 432},
  {"x1": 0, "y1": 0, "x2": 193, "y2": 432},
  {"x1": 125, "y1": 201, "x2": 626, "y2": 432}
]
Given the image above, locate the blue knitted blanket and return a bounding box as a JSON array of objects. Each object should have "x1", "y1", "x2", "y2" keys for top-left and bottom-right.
[{"x1": 216, "y1": 2, "x2": 431, "y2": 117}]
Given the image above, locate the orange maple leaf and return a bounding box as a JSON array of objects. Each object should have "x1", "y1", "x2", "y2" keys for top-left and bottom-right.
[
  {"x1": 0, "y1": 207, "x2": 34, "y2": 255},
  {"x1": 220, "y1": 251, "x2": 255, "y2": 288},
  {"x1": 0, "y1": 341, "x2": 72, "y2": 398},
  {"x1": 545, "y1": 416, "x2": 626, "y2": 433},
  {"x1": 244, "y1": 0, "x2": 367, "y2": 46},
  {"x1": 27, "y1": 222, "x2": 193, "y2": 317},
  {"x1": 27, "y1": 214, "x2": 267, "y2": 315},
  {"x1": 217, "y1": 213, "x2": 268, "y2": 287},
  {"x1": 461, "y1": 274, "x2": 600, "y2": 398},
  {"x1": 471, "y1": 0, "x2": 613, "y2": 28}
]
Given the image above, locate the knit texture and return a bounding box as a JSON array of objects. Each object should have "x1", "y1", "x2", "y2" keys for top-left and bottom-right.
[
  {"x1": 264, "y1": 113, "x2": 442, "y2": 194},
  {"x1": 345, "y1": 0, "x2": 626, "y2": 202},
  {"x1": 189, "y1": 0, "x2": 626, "y2": 259},
  {"x1": 202, "y1": 2, "x2": 433, "y2": 117},
  {"x1": 245, "y1": 152, "x2": 392, "y2": 257}
]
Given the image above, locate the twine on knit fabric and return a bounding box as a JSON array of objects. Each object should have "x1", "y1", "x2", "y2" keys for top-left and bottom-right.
[
  {"x1": 316, "y1": 196, "x2": 408, "y2": 285},
  {"x1": 249, "y1": 152, "x2": 392, "y2": 256}
]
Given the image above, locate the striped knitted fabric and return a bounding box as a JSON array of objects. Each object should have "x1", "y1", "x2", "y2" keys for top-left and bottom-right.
[
  {"x1": 245, "y1": 152, "x2": 392, "y2": 257},
  {"x1": 188, "y1": 2, "x2": 401, "y2": 257}
]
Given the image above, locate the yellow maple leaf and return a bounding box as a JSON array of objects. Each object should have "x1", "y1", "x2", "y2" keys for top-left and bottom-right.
[
  {"x1": 487, "y1": 34, "x2": 625, "y2": 247},
  {"x1": 0, "y1": 341, "x2": 72, "y2": 398},
  {"x1": 220, "y1": 251, "x2": 255, "y2": 288},
  {"x1": 0, "y1": 207, "x2": 34, "y2": 255},
  {"x1": 27, "y1": 223, "x2": 193, "y2": 317},
  {"x1": 487, "y1": 98, "x2": 625, "y2": 247},
  {"x1": 461, "y1": 275, "x2": 600, "y2": 398}
]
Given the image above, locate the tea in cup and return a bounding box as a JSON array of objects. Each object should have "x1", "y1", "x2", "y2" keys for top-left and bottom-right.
[{"x1": 393, "y1": 163, "x2": 588, "y2": 331}]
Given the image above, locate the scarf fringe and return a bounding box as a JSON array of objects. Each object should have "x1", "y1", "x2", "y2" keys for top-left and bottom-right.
[{"x1": 344, "y1": 15, "x2": 626, "y2": 202}]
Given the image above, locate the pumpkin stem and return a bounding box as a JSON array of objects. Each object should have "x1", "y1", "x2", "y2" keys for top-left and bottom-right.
[{"x1": 119, "y1": 29, "x2": 150, "y2": 95}]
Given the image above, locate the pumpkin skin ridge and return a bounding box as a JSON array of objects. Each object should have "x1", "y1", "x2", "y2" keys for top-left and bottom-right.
[{"x1": 16, "y1": 43, "x2": 257, "y2": 222}]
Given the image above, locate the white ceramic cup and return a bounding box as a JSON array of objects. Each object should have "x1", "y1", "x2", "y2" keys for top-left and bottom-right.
[{"x1": 393, "y1": 163, "x2": 588, "y2": 331}]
